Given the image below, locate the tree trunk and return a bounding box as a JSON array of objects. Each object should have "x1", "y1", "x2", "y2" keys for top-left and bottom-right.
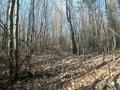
[
  {"x1": 8, "y1": 0, "x2": 16, "y2": 86},
  {"x1": 15, "y1": 0, "x2": 19, "y2": 80},
  {"x1": 66, "y1": 0, "x2": 77, "y2": 54}
]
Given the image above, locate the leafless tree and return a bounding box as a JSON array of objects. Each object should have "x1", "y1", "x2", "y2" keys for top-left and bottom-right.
[{"x1": 66, "y1": 0, "x2": 77, "y2": 54}]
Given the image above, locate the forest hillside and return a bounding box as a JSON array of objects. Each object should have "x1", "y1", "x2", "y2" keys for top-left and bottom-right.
[{"x1": 0, "y1": 0, "x2": 120, "y2": 90}]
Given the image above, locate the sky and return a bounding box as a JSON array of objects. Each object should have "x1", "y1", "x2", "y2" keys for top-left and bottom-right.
[
  {"x1": 0, "y1": 0, "x2": 106, "y2": 15},
  {"x1": 0, "y1": 0, "x2": 107, "y2": 24}
]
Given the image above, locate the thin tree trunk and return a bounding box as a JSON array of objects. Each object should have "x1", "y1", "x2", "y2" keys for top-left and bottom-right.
[
  {"x1": 15, "y1": 0, "x2": 19, "y2": 80},
  {"x1": 31, "y1": 0, "x2": 35, "y2": 44},
  {"x1": 8, "y1": 0, "x2": 16, "y2": 88},
  {"x1": 66, "y1": 0, "x2": 77, "y2": 54}
]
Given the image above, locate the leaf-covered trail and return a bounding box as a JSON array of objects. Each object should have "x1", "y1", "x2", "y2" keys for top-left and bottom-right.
[{"x1": 13, "y1": 49, "x2": 120, "y2": 90}]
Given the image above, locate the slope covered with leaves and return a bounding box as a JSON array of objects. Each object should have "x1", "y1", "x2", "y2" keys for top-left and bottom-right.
[{"x1": 1, "y1": 48, "x2": 120, "y2": 90}]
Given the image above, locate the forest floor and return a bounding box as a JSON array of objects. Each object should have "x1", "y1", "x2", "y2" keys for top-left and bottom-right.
[{"x1": 1, "y1": 48, "x2": 120, "y2": 90}]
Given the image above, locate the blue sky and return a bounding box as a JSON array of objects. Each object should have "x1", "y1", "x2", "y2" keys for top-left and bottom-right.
[
  {"x1": 0, "y1": 0, "x2": 107, "y2": 24},
  {"x1": 0, "y1": 0, "x2": 106, "y2": 14}
]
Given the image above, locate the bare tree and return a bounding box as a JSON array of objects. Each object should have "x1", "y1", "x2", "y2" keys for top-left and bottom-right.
[
  {"x1": 7, "y1": 0, "x2": 16, "y2": 85},
  {"x1": 66, "y1": 0, "x2": 77, "y2": 54},
  {"x1": 14, "y1": 0, "x2": 19, "y2": 80}
]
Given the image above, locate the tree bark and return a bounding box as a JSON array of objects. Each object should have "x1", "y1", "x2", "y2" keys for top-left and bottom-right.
[
  {"x1": 8, "y1": 0, "x2": 16, "y2": 87},
  {"x1": 66, "y1": 0, "x2": 77, "y2": 54},
  {"x1": 15, "y1": 0, "x2": 19, "y2": 80}
]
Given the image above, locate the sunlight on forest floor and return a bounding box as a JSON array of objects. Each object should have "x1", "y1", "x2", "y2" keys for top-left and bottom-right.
[{"x1": 2, "y1": 49, "x2": 118, "y2": 90}]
